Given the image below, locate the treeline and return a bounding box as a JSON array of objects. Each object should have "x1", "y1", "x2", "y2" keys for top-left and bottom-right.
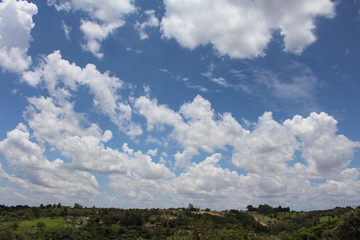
[
  {"x1": 0, "y1": 204, "x2": 269, "y2": 240},
  {"x1": 246, "y1": 204, "x2": 290, "y2": 215}
]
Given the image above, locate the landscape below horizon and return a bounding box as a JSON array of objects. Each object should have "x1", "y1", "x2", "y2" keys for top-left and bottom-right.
[
  {"x1": 0, "y1": 203, "x2": 359, "y2": 239},
  {"x1": 1, "y1": 0, "x2": 360, "y2": 211}
]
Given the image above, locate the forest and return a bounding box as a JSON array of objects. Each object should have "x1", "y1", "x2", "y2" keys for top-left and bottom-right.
[{"x1": 0, "y1": 203, "x2": 359, "y2": 240}]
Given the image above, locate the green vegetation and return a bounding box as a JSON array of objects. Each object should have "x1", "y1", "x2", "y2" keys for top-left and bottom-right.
[
  {"x1": 0, "y1": 203, "x2": 358, "y2": 239},
  {"x1": 18, "y1": 217, "x2": 64, "y2": 232}
]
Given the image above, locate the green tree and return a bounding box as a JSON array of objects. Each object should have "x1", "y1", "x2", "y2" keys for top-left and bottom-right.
[
  {"x1": 73, "y1": 203, "x2": 83, "y2": 209},
  {"x1": 323, "y1": 208, "x2": 360, "y2": 239},
  {"x1": 258, "y1": 204, "x2": 273, "y2": 215}
]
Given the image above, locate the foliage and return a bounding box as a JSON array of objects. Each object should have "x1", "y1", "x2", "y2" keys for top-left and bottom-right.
[
  {"x1": 0, "y1": 203, "x2": 357, "y2": 239},
  {"x1": 322, "y1": 207, "x2": 360, "y2": 239}
]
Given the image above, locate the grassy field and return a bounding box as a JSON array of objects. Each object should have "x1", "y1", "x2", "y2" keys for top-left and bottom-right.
[
  {"x1": 249, "y1": 213, "x2": 275, "y2": 226},
  {"x1": 17, "y1": 217, "x2": 65, "y2": 233}
]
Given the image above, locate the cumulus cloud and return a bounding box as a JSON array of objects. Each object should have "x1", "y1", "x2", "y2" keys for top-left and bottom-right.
[
  {"x1": 232, "y1": 112, "x2": 299, "y2": 175},
  {"x1": 161, "y1": 0, "x2": 335, "y2": 58},
  {"x1": 174, "y1": 153, "x2": 240, "y2": 197},
  {"x1": 108, "y1": 173, "x2": 175, "y2": 208},
  {"x1": 0, "y1": 0, "x2": 37, "y2": 72},
  {"x1": 48, "y1": 0, "x2": 135, "y2": 57},
  {"x1": 284, "y1": 112, "x2": 360, "y2": 178},
  {"x1": 0, "y1": 88, "x2": 173, "y2": 205},
  {"x1": 22, "y1": 94, "x2": 172, "y2": 180},
  {"x1": 133, "y1": 94, "x2": 360, "y2": 208},
  {"x1": 136, "y1": 94, "x2": 360, "y2": 176},
  {"x1": 136, "y1": 95, "x2": 247, "y2": 167},
  {"x1": 0, "y1": 123, "x2": 100, "y2": 198},
  {"x1": 22, "y1": 50, "x2": 142, "y2": 137},
  {"x1": 1, "y1": 89, "x2": 359, "y2": 209}
]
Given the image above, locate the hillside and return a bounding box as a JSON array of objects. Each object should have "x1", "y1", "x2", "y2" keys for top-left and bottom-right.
[{"x1": 0, "y1": 204, "x2": 359, "y2": 239}]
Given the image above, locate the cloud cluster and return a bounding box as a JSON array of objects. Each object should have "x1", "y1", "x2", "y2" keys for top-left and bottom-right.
[
  {"x1": 161, "y1": 0, "x2": 335, "y2": 58},
  {"x1": 284, "y1": 113, "x2": 359, "y2": 178},
  {"x1": 0, "y1": 0, "x2": 359, "y2": 210},
  {"x1": 48, "y1": 0, "x2": 136, "y2": 58},
  {"x1": 174, "y1": 154, "x2": 240, "y2": 197},
  {"x1": 2, "y1": 67, "x2": 360, "y2": 208},
  {"x1": 135, "y1": 95, "x2": 247, "y2": 168},
  {"x1": 132, "y1": 94, "x2": 359, "y2": 208},
  {"x1": 136, "y1": 95, "x2": 359, "y2": 177},
  {"x1": 22, "y1": 50, "x2": 142, "y2": 137},
  {"x1": 1, "y1": 51, "x2": 172, "y2": 204},
  {"x1": 0, "y1": 123, "x2": 99, "y2": 199},
  {"x1": 0, "y1": 0, "x2": 37, "y2": 72}
]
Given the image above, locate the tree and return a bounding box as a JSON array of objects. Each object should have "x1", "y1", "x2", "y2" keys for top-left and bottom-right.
[
  {"x1": 247, "y1": 205, "x2": 257, "y2": 212},
  {"x1": 73, "y1": 203, "x2": 83, "y2": 209},
  {"x1": 188, "y1": 203, "x2": 199, "y2": 211},
  {"x1": 323, "y1": 208, "x2": 360, "y2": 239},
  {"x1": 32, "y1": 207, "x2": 40, "y2": 218},
  {"x1": 61, "y1": 207, "x2": 68, "y2": 216},
  {"x1": 258, "y1": 204, "x2": 273, "y2": 215}
]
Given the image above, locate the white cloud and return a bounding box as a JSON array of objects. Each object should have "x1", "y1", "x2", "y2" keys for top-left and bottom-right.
[
  {"x1": 134, "y1": 94, "x2": 360, "y2": 208},
  {"x1": 147, "y1": 148, "x2": 158, "y2": 157},
  {"x1": 317, "y1": 179, "x2": 360, "y2": 205},
  {"x1": 340, "y1": 168, "x2": 360, "y2": 182},
  {"x1": 0, "y1": 0, "x2": 37, "y2": 72},
  {"x1": 124, "y1": 146, "x2": 173, "y2": 180},
  {"x1": 211, "y1": 77, "x2": 231, "y2": 88},
  {"x1": 0, "y1": 123, "x2": 100, "y2": 198},
  {"x1": 136, "y1": 95, "x2": 247, "y2": 168},
  {"x1": 161, "y1": 0, "x2": 334, "y2": 58},
  {"x1": 47, "y1": 0, "x2": 135, "y2": 22},
  {"x1": 48, "y1": 0, "x2": 135, "y2": 58},
  {"x1": 22, "y1": 50, "x2": 142, "y2": 137},
  {"x1": 0, "y1": 85, "x2": 174, "y2": 205},
  {"x1": 108, "y1": 173, "x2": 176, "y2": 208},
  {"x1": 284, "y1": 112, "x2": 360, "y2": 178},
  {"x1": 0, "y1": 187, "x2": 29, "y2": 206},
  {"x1": 22, "y1": 94, "x2": 172, "y2": 180},
  {"x1": 261, "y1": 0, "x2": 335, "y2": 54},
  {"x1": 102, "y1": 130, "x2": 113, "y2": 142},
  {"x1": 232, "y1": 112, "x2": 299, "y2": 175},
  {"x1": 135, "y1": 10, "x2": 159, "y2": 40},
  {"x1": 1, "y1": 90, "x2": 359, "y2": 209},
  {"x1": 66, "y1": 0, "x2": 135, "y2": 23},
  {"x1": 80, "y1": 20, "x2": 123, "y2": 58},
  {"x1": 174, "y1": 153, "x2": 240, "y2": 197},
  {"x1": 135, "y1": 96, "x2": 184, "y2": 132}
]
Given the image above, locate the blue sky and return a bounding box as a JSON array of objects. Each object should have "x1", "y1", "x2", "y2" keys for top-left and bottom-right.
[{"x1": 0, "y1": 0, "x2": 359, "y2": 210}]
